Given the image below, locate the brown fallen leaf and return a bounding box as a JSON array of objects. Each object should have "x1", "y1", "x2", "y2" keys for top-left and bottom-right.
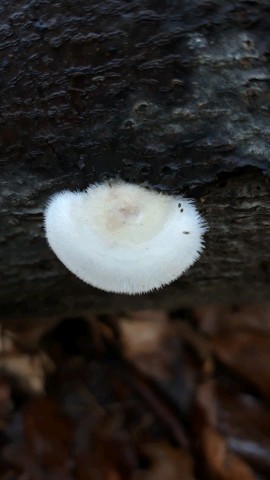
[
  {"x1": 0, "y1": 328, "x2": 54, "y2": 394},
  {"x1": 3, "y1": 397, "x2": 74, "y2": 479},
  {"x1": 216, "y1": 388, "x2": 270, "y2": 473},
  {"x1": 193, "y1": 305, "x2": 270, "y2": 335},
  {"x1": 0, "y1": 375, "x2": 12, "y2": 430},
  {"x1": 0, "y1": 353, "x2": 54, "y2": 394},
  {"x1": 202, "y1": 426, "x2": 256, "y2": 480},
  {"x1": 134, "y1": 442, "x2": 195, "y2": 480},
  {"x1": 211, "y1": 331, "x2": 270, "y2": 401},
  {"x1": 195, "y1": 379, "x2": 270, "y2": 474},
  {"x1": 4, "y1": 316, "x2": 60, "y2": 351},
  {"x1": 194, "y1": 379, "x2": 218, "y2": 429},
  {"x1": 75, "y1": 410, "x2": 138, "y2": 480},
  {"x1": 117, "y1": 310, "x2": 177, "y2": 381}
]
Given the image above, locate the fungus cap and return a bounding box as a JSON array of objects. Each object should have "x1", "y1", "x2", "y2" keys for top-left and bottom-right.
[{"x1": 44, "y1": 181, "x2": 206, "y2": 294}]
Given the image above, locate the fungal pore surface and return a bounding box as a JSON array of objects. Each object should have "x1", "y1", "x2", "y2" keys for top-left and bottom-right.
[{"x1": 44, "y1": 181, "x2": 206, "y2": 294}]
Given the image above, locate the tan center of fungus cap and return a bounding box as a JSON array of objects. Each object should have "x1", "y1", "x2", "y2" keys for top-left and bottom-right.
[{"x1": 74, "y1": 183, "x2": 171, "y2": 245}]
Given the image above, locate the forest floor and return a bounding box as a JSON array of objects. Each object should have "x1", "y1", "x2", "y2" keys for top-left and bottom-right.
[{"x1": 0, "y1": 305, "x2": 270, "y2": 480}]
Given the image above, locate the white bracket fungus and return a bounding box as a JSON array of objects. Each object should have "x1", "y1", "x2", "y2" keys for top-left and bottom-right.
[{"x1": 44, "y1": 181, "x2": 206, "y2": 294}]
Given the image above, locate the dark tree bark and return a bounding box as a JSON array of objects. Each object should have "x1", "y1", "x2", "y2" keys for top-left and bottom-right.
[{"x1": 1, "y1": 0, "x2": 270, "y2": 319}]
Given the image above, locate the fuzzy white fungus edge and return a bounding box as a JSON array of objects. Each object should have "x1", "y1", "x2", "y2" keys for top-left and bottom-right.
[{"x1": 44, "y1": 181, "x2": 207, "y2": 294}]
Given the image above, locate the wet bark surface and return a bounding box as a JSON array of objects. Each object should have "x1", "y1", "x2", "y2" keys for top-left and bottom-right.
[{"x1": 1, "y1": 0, "x2": 270, "y2": 318}]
